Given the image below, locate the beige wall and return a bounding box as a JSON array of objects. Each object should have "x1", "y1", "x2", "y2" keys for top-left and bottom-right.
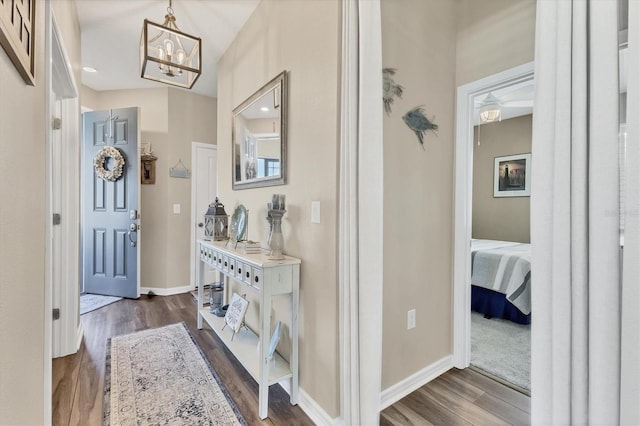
[
  {"x1": 217, "y1": 0, "x2": 340, "y2": 417},
  {"x1": 472, "y1": 115, "x2": 532, "y2": 243},
  {"x1": 456, "y1": 0, "x2": 536, "y2": 86},
  {"x1": 0, "y1": 1, "x2": 79, "y2": 424},
  {"x1": 82, "y1": 87, "x2": 217, "y2": 289},
  {"x1": 381, "y1": 0, "x2": 457, "y2": 389}
]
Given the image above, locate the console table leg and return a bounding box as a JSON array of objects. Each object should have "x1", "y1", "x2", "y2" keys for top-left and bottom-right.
[
  {"x1": 259, "y1": 288, "x2": 273, "y2": 419},
  {"x1": 290, "y1": 264, "x2": 300, "y2": 405},
  {"x1": 197, "y1": 258, "x2": 204, "y2": 329}
]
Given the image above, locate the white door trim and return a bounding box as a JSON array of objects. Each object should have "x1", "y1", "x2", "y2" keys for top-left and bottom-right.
[
  {"x1": 49, "y1": 7, "x2": 81, "y2": 360},
  {"x1": 190, "y1": 142, "x2": 218, "y2": 290},
  {"x1": 338, "y1": 0, "x2": 359, "y2": 423},
  {"x1": 452, "y1": 62, "x2": 534, "y2": 368},
  {"x1": 339, "y1": 1, "x2": 384, "y2": 423}
]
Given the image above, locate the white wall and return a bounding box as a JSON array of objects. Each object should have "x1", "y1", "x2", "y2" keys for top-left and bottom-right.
[
  {"x1": 0, "y1": 0, "x2": 80, "y2": 423},
  {"x1": 381, "y1": 0, "x2": 458, "y2": 389},
  {"x1": 217, "y1": 0, "x2": 341, "y2": 417}
]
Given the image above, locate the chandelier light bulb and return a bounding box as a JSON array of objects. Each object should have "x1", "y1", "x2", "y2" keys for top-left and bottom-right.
[
  {"x1": 176, "y1": 48, "x2": 185, "y2": 65},
  {"x1": 164, "y1": 38, "x2": 174, "y2": 57}
]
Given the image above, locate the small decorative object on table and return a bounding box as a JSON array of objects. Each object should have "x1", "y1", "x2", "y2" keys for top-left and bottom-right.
[
  {"x1": 268, "y1": 194, "x2": 286, "y2": 260},
  {"x1": 223, "y1": 293, "x2": 249, "y2": 340},
  {"x1": 203, "y1": 197, "x2": 228, "y2": 241}
]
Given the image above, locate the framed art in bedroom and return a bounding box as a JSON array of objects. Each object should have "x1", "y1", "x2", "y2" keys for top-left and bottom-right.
[{"x1": 494, "y1": 153, "x2": 531, "y2": 197}]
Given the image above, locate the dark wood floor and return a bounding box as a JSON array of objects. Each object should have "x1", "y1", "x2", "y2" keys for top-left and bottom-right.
[
  {"x1": 380, "y1": 368, "x2": 530, "y2": 425},
  {"x1": 53, "y1": 293, "x2": 530, "y2": 425},
  {"x1": 52, "y1": 293, "x2": 313, "y2": 426}
]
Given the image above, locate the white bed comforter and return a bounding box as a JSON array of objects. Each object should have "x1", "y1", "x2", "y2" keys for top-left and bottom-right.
[{"x1": 471, "y1": 239, "x2": 531, "y2": 315}]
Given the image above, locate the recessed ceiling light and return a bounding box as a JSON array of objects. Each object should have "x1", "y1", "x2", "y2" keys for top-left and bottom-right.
[
  {"x1": 260, "y1": 107, "x2": 269, "y2": 112},
  {"x1": 83, "y1": 66, "x2": 98, "y2": 73}
]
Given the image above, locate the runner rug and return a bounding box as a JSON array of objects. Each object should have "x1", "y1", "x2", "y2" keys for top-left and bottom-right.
[
  {"x1": 104, "y1": 322, "x2": 247, "y2": 425},
  {"x1": 80, "y1": 293, "x2": 122, "y2": 315}
]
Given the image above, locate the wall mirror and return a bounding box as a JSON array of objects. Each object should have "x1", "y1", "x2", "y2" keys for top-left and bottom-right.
[{"x1": 233, "y1": 71, "x2": 288, "y2": 190}]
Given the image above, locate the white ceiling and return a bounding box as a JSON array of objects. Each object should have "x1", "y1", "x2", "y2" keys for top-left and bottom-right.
[{"x1": 75, "y1": 0, "x2": 261, "y2": 98}]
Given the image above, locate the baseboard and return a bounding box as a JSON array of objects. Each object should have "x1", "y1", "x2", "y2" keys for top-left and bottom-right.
[
  {"x1": 278, "y1": 380, "x2": 342, "y2": 425},
  {"x1": 140, "y1": 285, "x2": 194, "y2": 297},
  {"x1": 379, "y1": 355, "x2": 453, "y2": 410}
]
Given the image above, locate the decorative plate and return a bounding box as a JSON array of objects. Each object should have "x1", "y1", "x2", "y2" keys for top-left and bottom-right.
[{"x1": 230, "y1": 204, "x2": 247, "y2": 242}]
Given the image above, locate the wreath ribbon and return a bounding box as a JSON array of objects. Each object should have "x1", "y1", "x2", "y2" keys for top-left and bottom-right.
[{"x1": 94, "y1": 146, "x2": 125, "y2": 182}]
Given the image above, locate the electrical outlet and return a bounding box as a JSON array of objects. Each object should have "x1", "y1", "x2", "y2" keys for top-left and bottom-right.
[
  {"x1": 173, "y1": 203, "x2": 181, "y2": 214},
  {"x1": 407, "y1": 309, "x2": 416, "y2": 329}
]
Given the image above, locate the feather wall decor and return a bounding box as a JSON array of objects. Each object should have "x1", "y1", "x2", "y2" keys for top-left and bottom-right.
[
  {"x1": 382, "y1": 68, "x2": 404, "y2": 115},
  {"x1": 402, "y1": 106, "x2": 438, "y2": 150}
]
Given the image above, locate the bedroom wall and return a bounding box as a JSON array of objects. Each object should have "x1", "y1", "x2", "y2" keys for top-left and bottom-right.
[
  {"x1": 456, "y1": 0, "x2": 536, "y2": 86},
  {"x1": 0, "y1": 1, "x2": 79, "y2": 423},
  {"x1": 381, "y1": 0, "x2": 457, "y2": 389},
  {"x1": 81, "y1": 86, "x2": 217, "y2": 290},
  {"x1": 216, "y1": 0, "x2": 340, "y2": 417},
  {"x1": 472, "y1": 115, "x2": 532, "y2": 243}
]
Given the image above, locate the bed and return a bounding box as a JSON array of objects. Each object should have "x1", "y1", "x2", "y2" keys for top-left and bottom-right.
[{"x1": 471, "y1": 239, "x2": 531, "y2": 324}]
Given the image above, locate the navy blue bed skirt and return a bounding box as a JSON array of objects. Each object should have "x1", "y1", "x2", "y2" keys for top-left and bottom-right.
[{"x1": 471, "y1": 285, "x2": 531, "y2": 325}]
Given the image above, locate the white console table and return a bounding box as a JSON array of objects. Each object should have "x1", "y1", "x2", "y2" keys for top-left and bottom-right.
[{"x1": 196, "y1": 240, "x2": 300, "y2": 419}]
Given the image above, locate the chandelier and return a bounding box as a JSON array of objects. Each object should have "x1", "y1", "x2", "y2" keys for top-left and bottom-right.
[
  {"x1": 478, "y1": 93, "x2": 501, "y2": 123},
  {"x1": 140, "y1": 0, "x2": 201, "y2": 89}
]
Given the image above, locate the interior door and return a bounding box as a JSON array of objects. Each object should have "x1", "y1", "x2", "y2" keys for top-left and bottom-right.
[
  {"x1": 191, "y1": 143, "x2": 218, "y2": 288},
  {"x1": 82, "y1": 108, "x2": 139, "y2": 298}
]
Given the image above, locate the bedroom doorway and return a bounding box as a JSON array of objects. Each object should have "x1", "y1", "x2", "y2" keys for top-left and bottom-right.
[{"x1": 452, "y1": 63, "x2": 534, "y2": 394}]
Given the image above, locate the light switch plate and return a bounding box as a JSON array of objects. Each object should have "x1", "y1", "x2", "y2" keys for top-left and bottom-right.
[
  {"x1": 173, "y1": 203, "x2": 181, "y2": 214},
  {"x1": 311, "y1": 201, "x2": 321, "y2": 223}
]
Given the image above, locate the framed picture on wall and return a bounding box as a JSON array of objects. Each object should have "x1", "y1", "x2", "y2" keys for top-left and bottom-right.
[{"x1": 494, "y1": 153, "x2": 531, "y2": 197}]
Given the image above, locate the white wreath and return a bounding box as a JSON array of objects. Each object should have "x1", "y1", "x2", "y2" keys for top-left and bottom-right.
[{"x1": 94, "y1": 146, "x2": 125, "y2": 182}]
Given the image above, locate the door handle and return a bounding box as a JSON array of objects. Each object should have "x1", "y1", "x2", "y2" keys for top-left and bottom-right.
[{"x1": 128, "y1": 223, "x2": 137, "y2": 247}]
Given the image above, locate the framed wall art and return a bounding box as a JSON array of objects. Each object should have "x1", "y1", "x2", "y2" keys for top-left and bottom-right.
[
  {"x1": 494, "y1": 153, "x2": 531, "y2": 197},
  {"x1": 0, "y1": 0, "x2": 36, "y2": 85}
]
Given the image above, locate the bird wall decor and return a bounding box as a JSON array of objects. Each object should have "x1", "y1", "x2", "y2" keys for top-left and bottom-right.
[
  {"x1": 402, "y1": 106, "x2": 438, "y2": 150},
  {"x1": 382, "y1": 68, "x2": 404, "y2": 115}
]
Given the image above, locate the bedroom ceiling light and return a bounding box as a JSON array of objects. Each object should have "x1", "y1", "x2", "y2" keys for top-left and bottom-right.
[
  {"x1": 479, "y1": 93, "x2": 502, "y2": 123},
  {"x1": 140, "y1": 0, "x2": 201, "y2": 89}
]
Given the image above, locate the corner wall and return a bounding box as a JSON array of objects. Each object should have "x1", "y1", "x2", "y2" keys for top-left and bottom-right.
[
  {"x1": 456, "y1": 0, "x2": 536, "y2": 86},
  {"x1": 0, "y1": 0, "x2": 80, "y2": 423},
  {"x1": 81, "y1": 86, "x2": 217, "y2": 290},
  {"x1": 381, "y1": 0, "x2": 457, "y2": 389},
  {"x1": 216, "y1": 0, "x2": 341, "y2": 418},
  {"x1": 472, "y1": 115, "x2": 532, "y2": 243}
]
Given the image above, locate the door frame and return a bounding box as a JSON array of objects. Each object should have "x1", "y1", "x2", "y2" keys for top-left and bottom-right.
[
  {"x1": 46, "y1": 7, "x2": 82, "y2": 358},
  {"x1": 452, "y1": 62, "x2": 534, "y2": 368},
  {"x1": 44, "y1": 1, "x2": 82, "y2": 421},
  {"x1": 190, "y1": 142, "x2": 218, "y2": 290}
]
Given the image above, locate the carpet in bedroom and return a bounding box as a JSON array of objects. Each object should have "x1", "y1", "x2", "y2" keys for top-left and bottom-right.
[{"x1": 470, "y1": 311, "x2": 531, "y2": 392}]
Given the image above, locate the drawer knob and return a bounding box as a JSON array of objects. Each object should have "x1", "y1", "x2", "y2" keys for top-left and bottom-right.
[
  {"x1": 224, "y1": 261, "x2": 228, "y2": 267},
  {"x1": 246, "y1": 271, "x2": 250, "y2": 278},
  {"x1": 231, "y1": 264, "x2": 234, "y2": 270},
  {"x1": 254, "y1": 276, "x2": 259, "y2": 283},
  {"x1": 238, "y1": 268, "x2": 242, "y2": 274}
]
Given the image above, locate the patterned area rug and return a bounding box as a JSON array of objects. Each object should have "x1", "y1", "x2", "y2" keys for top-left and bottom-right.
[
  {"x1": 80, "y1": 293, "x2": 122, "y2": 315},
  {"x1": 104, "y1": 322, "x2": 247, "y2": 425},
  {"x1": 471, "y1": 311, "x2": 531, "y2": 392}
]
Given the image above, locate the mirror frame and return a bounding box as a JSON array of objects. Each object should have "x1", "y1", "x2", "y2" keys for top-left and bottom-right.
[{"x1": 232, "y1": 71, "x2": 288, "y2": 190}]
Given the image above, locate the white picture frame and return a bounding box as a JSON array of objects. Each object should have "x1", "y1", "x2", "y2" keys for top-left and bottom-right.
[
  {"x1": 224, "y1": 293, "x2": 249, "y2": 333},
  {"x1": 493, "y1": 153, "x2": 532, "y2": 197},
  {"x1": 267, "y1": 321, "x2": 283, "y2": 359}
]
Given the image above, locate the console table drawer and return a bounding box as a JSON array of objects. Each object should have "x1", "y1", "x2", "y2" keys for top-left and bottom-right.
[
  {"x1": 252, "y1": 267, "x2": 263, "y2": 290},
  {"x1": 242, "y1": 264, "x2": 252, "y2": 285}
]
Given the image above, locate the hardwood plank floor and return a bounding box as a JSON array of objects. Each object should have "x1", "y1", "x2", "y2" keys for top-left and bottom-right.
[
  {"x1": 381, "y1": 368, "x2": 531, "y2": 426},
  {"x1": 52, "y1": 294, "x2": 313, "y2": 426},
  {"x1": 54, "y1": 293, "x2": 530, "y2": 425}
]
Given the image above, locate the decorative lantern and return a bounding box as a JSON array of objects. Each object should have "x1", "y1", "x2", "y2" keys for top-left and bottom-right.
[{"x1": 204, "y1": 197, "x2": 228, "y2": 241}]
